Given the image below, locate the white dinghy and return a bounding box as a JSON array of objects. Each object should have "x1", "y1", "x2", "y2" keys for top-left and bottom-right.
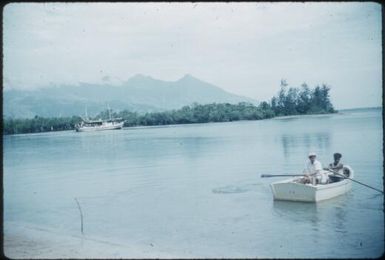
[{"x1": 270, "y1": 166, "x2": 354, "y2": 202}]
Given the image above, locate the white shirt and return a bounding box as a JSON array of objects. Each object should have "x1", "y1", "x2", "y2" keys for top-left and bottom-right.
[{"x1": 304, "y1": 159, "x2": 323, "y2": 175}]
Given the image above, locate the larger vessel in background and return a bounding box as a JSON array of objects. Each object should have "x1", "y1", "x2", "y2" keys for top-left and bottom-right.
[
  {"x1": 75, "y1": 106, "x2": 125, "y2": 132},
  {"x1": 75, "y1": 118, "x2": 124, "y2": 132}
]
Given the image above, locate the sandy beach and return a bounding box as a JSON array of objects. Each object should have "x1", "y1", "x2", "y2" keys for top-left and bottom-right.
[{"x1": 4, "y1": 221, "x2": 181, "y2": 259}]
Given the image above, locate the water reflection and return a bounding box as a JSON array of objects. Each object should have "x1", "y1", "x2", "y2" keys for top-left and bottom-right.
[
  {"x1": 174, "y1": 136, "x2": 221, "y2": 159},
  {"x1": 333, "y1": 206, "x2": 347, "y2": 234},
  {"x1": 281, "y1": 132, "x2": 331, "y2": 158},
  {"x1": 272, "y1": 196, "x2": 352, "y2": 237},
  {"x1": 272, "y1": 200, "x2": 320, "y2": 231},
  {"x1": 212, "y1": 183, "x2": 262, "y2": 194},
  {"x1": 78, "y1": 130, "x2": 123, "y2": 161}
]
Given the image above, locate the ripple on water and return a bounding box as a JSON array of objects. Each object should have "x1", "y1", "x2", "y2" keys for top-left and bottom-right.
[{"x1": 212, "y1": 183, "x2": 262, "y2": 194}]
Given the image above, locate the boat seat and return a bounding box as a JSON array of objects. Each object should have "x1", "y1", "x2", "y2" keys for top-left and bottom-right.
[{"x1": 329, "y1": 175, "x2": 343, "y2": 183}]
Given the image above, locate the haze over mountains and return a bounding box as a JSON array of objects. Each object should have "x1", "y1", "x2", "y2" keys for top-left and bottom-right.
[{"x1": 3, "y1": 74, "x2": 257, "y2": 118}]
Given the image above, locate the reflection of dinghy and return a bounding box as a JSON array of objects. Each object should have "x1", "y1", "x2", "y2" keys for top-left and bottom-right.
[{"x1": 270, "y1": 166, "x2": 354, "y2": 202}]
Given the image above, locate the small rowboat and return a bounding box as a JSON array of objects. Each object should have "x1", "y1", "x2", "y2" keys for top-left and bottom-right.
[{"x1": 270, "y1": 166, "x2": 354, "y2": 202}]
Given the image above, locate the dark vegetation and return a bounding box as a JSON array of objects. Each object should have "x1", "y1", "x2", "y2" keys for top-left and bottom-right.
[
  {"x1": 271, "y1": 81, "x2": 335, "y2": 116},
  {"x1": 3, "y1": 116, "x2": 82, "y2": 135},
  {"x1": 3, "y1": 82, "x2": 335, "y2": 135}
]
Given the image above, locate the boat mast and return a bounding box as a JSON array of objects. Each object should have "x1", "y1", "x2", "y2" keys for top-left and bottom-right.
[
  {"x1": 107, "y1": 104, "x2": 112, "y2": 120},
  {"x1": 85, "y1": 105, "x2": 89, "y2": 120}
]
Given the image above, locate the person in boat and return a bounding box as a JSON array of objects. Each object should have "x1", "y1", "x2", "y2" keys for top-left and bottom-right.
[
  {"x1": 301, "y1": 152, "x2": 327, "y2": 185},
  {"x1": 327, "y1": 153, "x2": 343, "y2": 172},
  {"x1": 326, "y1": 152, "x2": 345, "y2": 182}
]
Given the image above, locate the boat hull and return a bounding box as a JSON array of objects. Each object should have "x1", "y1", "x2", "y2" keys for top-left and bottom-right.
[
  {"x1": 270, "y1": 167, "x2": 354, "y2": 202},
  {"x1": 270, "y1": 179, "x2": 351, "y2": 202}
]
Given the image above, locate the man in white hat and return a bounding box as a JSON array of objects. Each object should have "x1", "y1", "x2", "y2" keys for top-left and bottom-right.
[{"x1": 302, "y1": 152, "x2": 326, "y2": 185}]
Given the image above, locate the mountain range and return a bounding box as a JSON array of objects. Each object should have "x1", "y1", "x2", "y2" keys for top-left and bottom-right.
[{"x1": 3, "y1": 74, "x2": 257, "y2": 118}]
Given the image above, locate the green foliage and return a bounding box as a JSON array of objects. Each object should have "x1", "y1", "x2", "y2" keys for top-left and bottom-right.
[
  {"x1": 271, "y1": 82, "x2": 335, "y2": 116},
  {"x1": 3, "y1": 116, "x2": 82, "y2": 135},
  {"x1": 3, "y1": 81, "x2": 336, "y2": 135},
  {"x1": 105, "y1": 102, "x2": 276, "y2": 128}
]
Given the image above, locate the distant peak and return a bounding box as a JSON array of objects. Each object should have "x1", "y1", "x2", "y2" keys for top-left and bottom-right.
[{"x1": 178, "y1": 74, "x2": 198, "y2": 81}]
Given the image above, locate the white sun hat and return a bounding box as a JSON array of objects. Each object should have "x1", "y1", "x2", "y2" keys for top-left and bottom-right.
[{"x1": 308, "y1": 152, "x2": 317, "y2": 157}]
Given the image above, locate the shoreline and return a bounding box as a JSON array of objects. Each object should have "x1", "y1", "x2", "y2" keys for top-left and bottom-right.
[
  {"x1": 272, "y1": 113, "x2": 337, "y2": 120},
  {"x1": 4, "y1": 221, "x2": 181, "y2": 259},
  {"x1": 3, "y1": 112, "x2": 332, "y2": 136},
  {"x1": 3, "y1": 107, "x2": 381, "y2": 136}
]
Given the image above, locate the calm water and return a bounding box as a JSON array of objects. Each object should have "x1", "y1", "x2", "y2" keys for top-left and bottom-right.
[{"x1": 3, "y1": 108, "x2": 384, "y2": 258}]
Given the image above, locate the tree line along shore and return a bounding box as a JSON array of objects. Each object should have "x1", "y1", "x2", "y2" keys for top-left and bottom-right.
[{"x1": 3, "y1": 83, "x2": 335, "y2": 135}]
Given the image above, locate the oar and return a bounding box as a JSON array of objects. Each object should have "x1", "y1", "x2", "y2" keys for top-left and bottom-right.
[
  {"x1": 261, "y1": 174, "x2": 305, "y2": 178},
  {"x1": 326, "y1": 169, "x2": 384, "y2": 194}
]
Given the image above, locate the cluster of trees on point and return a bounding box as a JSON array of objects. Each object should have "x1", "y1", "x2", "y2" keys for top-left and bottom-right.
[
  {"x1": 3, "y1": 81, "x2": 336, "y2": 135},
  {"x1": 271, "y1": 80, "x2": 335, "y2": 116}
]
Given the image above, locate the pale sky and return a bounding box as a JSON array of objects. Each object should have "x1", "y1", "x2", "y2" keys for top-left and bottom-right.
[{"x1": 3, "y1": 2, "x2": 382, "y2": 109}]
